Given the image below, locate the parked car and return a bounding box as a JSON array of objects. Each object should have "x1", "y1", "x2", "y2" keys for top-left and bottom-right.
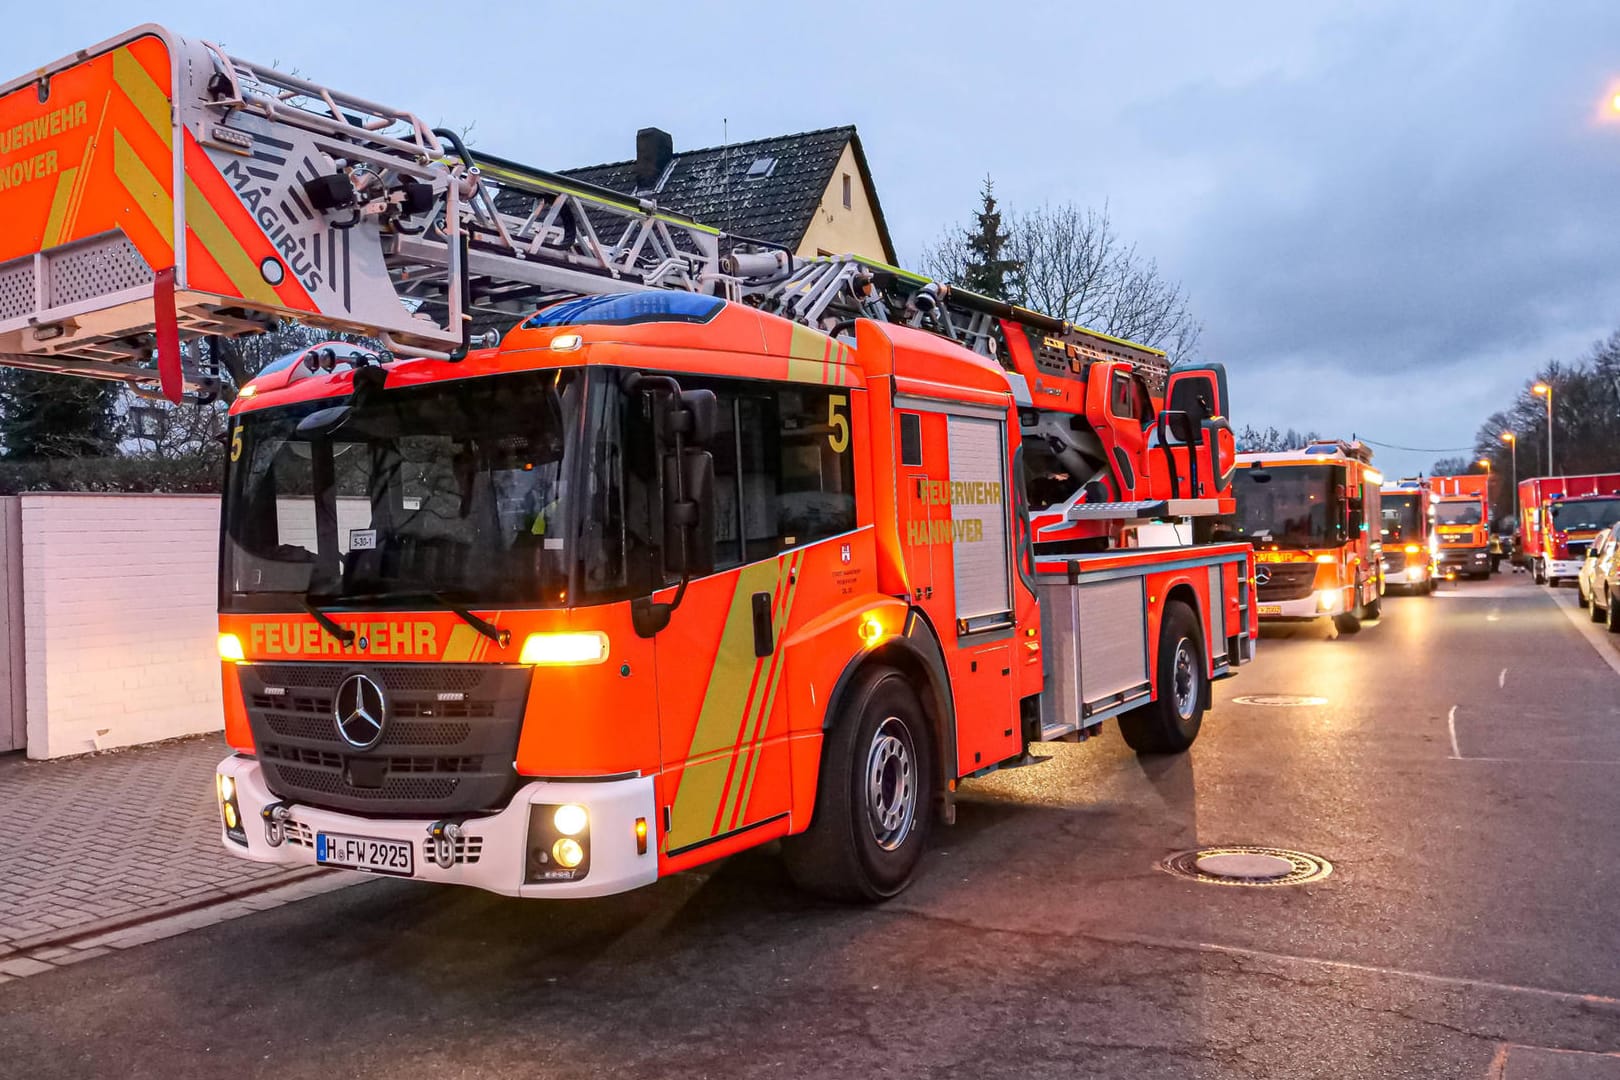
[
  {"x1": 1580, "y1": 527, "x2": 1614, "y2": 611},
  {"x1": 1591, "y1": 523, "x2": 1620, "y2": 630}
]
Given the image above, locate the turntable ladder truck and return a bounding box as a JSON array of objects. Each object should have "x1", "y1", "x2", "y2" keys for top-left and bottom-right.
[{"x1": 0, "y1": 25, "x2": 1256, "y2": 901}]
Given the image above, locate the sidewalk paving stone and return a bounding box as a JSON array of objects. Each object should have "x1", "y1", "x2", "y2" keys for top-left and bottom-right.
[{"x1": 0, "y1": 734, "x2": 345, "y2": 954}]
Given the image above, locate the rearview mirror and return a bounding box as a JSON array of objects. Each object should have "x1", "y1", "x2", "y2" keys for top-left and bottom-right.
[{"x1": 295, "y1": 404, "x2": 352, "y2": 437}]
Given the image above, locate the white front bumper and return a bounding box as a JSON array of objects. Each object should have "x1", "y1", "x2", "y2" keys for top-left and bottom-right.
[
  {"x1": 216, "y1": 756, "x2": 659, "y2": 899},
  {"x1": 1386, "y1": 565, "x2": 1428, "y2": 586},
  {"x1": 1256, "y1": 593, "x2": 1336, "y2": 619}
]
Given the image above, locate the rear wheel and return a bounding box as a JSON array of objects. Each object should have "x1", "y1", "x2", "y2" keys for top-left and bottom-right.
[
  {"x1": 1592, "y1": 590, "x2": 1606, "y2": 622},
  {"x1": 1534, "y1": 560, "x2": 1547, "y2": 584},
  {"x1": 1365, "y1": 593, "x2": 1382, "y2": 619},
  {"x1": 1608, "y1": 595, "x2": 1620, "y2": 635},
  {"x1": 783, "y1": 666, "x2": 935, "y2": 902},
  {"x1": 1120, "y1": 602, "x2": 1205, "y2": 755}
]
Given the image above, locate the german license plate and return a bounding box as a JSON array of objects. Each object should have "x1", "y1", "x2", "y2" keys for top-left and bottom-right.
[
  {"x1": 1258, "y1": 605, "x2": 1282, "y2": 616},
  {"x1": 316, "y1": 832, "x2": 413, "y2": 876}
]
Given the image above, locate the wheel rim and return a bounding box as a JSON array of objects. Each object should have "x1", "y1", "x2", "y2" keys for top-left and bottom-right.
[
  {"x1": 865, "y1": 717, "x2": 918, "y2": 851},
  {"x1": 1171, "y1": 637, "x2": 1199, "y2": 721}
]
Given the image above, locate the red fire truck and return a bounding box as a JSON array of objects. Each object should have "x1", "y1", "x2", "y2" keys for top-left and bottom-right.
[
  {"x1": 1428, "y1": 474, "x2": 1490, "y2": 580},
  {"x1": 1519, "y1": 474, "x2": 1620, "y2": 586},
  {"x1": 1380, "y1": 479, "x2": 1434, "y2": 594},
  {"x1": 1208, "y1": 441, "x2": 1383, "y2": 633},
  {"x1": 0, "y1": 26, "x2": 1256, "y2": 902}
]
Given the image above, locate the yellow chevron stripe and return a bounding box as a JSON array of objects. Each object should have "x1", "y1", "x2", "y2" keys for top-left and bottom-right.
[
  {"x1": 41, "y1": 167, "x2": 78, "y2": 249},
  {"x1": 112, "y1": 129, "x2": 173, "y2": 250},
  {"x1": 441, "y1": 624, "x2": 479, "y2": 663},
  {"x1": 112, "y1": 46, "x2": 172, "y2": 150},
  {"x1": 732, "y1": 550, "x2": 804, "y2": 820},
  {"x1": 183, "y1": 177, "x2": 280, "y2": 306},
  {"x1": 666, "y1": 560, "x2": 782, "y2": 852}
]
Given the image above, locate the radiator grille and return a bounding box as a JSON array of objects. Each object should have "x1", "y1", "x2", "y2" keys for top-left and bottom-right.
[{"x1": 241, "y1": 662, "x2": 530, "y2": 816}]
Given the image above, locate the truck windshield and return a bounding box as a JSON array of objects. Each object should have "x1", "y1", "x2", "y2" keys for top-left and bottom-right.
[
  {"x1": 221, "y1": 367, "x2": 652, "y2": 612},
  {"x1": 1435, "y1": 501, "x2": 1482, "y2": 526},
  {"x1": 1381, "y1": 494, "x2": 1422, "y2": 542},
  {"x1": 1549, "y1": 498, "x2": 1620, "y2": 532},
  {"x1": 1209, "y1": 464, "x2": 1346, "y2": 549}
]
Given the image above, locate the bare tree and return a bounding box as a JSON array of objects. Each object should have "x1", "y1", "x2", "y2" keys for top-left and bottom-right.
[{"x1": 921, "y1": 195, "x2": 1201, "y2": 361}]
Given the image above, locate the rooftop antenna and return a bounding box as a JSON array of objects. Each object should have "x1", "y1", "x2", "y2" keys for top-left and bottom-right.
[{"x1": 722, "y1": 117, "x2": 731, "y2": 235}]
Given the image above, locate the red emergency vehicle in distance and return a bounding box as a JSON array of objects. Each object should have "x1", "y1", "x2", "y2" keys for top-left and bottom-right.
[
  {"x1": 1205, "y1": 440, "x2": 1384, "y2": 634},
  {"x1": 1428, "y1": 474, "x2": 1490, "y2": 580},
  {"x1": 1519, "y1": 474, "x2": 1620, "y2": 586},
  {"x1": 1380, "y1": 479, "x2": 1435, "y2": 594}
]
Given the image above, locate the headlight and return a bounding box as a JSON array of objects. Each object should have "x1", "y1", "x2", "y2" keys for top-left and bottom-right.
[
  {"x1": 520, "y1": 632, "x2": 609, "y2": 666},
  {"x1": 217, "y1": 772, "x2": 247, "y2": 847},
  {"x1": 1316, "y1": 589, "x2": 1340, "y2": 613},
  {"x1": 552, "y1": 838, "x2": 585, "y2": 869},
  {"x1": 217, "y1": 633, "x2": 245, "y2": 661},
  {"x1": 554, "y1": 803, "x2": 588, "y2": 837},
  {"x1": 526, "y1": 803, "x2": 592, "y2": 883}
]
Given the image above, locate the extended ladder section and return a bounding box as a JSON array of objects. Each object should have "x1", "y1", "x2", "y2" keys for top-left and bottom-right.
[{"x1": 0, "y1": 24, "x2": 1175, "y2": 406}]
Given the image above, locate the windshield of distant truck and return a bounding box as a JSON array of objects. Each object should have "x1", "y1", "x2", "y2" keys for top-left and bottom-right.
[
  {"x1": 1434, "y1": 501, "x2": 1483, "y2": 526},
  {"x1": 1381, "y1": 493, "x2": 1422, "y2": 543},
  {"x1": 1549, "y1": 498, "x2": 1620, "y2": 533},
  {"x1": 1209, "y1": 464, "x2": 1347, "y2": 549}
]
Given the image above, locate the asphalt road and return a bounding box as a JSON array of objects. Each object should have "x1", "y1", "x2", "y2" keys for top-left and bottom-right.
[{"x1": 4, "y1": 573, "x2": 1620, "y2": 1079}]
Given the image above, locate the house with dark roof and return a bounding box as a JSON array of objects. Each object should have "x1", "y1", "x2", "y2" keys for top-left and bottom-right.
[{"x1": 560, "y1": 126, "x2": 897, "y2": 265}]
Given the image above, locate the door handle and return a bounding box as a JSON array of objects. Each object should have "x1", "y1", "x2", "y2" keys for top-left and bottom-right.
[{"x1": 752, "y1": 591, "x2": 774, "y2": 657}]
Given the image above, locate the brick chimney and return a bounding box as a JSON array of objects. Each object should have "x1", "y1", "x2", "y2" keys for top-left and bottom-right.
[{"x1": 633, "y1": 127, "x2": 674, "y2": 189}]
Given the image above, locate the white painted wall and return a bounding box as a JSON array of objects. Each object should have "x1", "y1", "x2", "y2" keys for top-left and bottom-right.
[{"x1": 22, "y1": 494, "x2": 223, "y2": 759}]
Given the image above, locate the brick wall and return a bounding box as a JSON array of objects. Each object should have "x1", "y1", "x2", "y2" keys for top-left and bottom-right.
[{"x1": 21, "y1": 494, "x2": 223, "y2": 759}]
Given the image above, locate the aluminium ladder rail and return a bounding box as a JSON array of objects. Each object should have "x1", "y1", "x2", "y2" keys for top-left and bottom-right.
[{"x1": 0, "y1": 25, "x2": 1168, "y2": 401}]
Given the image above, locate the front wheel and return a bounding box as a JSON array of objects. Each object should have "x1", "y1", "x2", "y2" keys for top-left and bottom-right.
[
  {"x1": 1332, "y1": 611, "x2": 1362, "y2": 634},
  {"x1": 1119, "y1": 602, "x2": 1205, "y2": 755},
  {"x1": 1534, "y1": 560, "x2": 1547, "y2": 585},
  {"x1": 1592, "y1": 591, "x2": 1606, "y2": 623},
  {"x1": 783, "y1": 666, "x2": 935, "y2": 902},
  {"x1": 1607, "y1": 596, "x2": 1620, "y2": 635},
  {"x1": 1365, "y1": 594, "x2": 1382, "y2": 620}
]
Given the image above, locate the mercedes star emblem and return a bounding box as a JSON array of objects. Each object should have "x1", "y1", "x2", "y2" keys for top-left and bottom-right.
[
  {"x1": 1254, "y1": 565, "x2": 1272, "y2": 585},
  {"x1": 334, "y1": 673, "x2": 387, "y2": 750}
]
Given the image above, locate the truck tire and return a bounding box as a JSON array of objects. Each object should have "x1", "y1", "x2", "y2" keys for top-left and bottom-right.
[
  {"x1": 1365, "y1": 594, "x2": 1382, "y2": 619},
  {"x1": 1119, "y1": 602, "x2": 1205, "y2": 755},
  {"x1": 1534, "y1": 560, "x2": 1546, "y2": 585},
  {"x1": 782, "y1": 665, "x2": 935, "y2": 902},
  {"x1": 1332, "y1": 611, "x2": 1362, "y2": 633}
]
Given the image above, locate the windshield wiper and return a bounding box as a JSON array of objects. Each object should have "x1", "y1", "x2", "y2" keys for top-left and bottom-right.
[
  {"x1": 321, "y1": 590, "x2": 510, "y2": 649},
  {"x1": 302, "y1": 595, "x2": 357, "y2": 648}
]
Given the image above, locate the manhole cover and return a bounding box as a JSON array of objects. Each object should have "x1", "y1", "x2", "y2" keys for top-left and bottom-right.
[
  {"x1": 1161, "y1": 846, "x2": 1333, "y2": 887},
  {"x1": 1232, "y1": 694, "x2": 1328, "y2": 707}
]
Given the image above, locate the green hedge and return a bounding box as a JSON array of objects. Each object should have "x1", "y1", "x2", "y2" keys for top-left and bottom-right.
[{"x1": 0, "y1": 453, "x2": 224, "y2": 494}]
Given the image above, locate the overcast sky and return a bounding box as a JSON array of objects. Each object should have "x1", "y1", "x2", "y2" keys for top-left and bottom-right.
[{"x1": 7, "y1": 2, "x2": 1619, "y2": 478}]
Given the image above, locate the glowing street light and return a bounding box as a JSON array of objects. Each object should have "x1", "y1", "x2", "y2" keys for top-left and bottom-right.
[
  {"x1": 1477, "y1": 458, "x2": 1492, "y2": 474},
  {"x1": 1532, "y1": 382, "x2": 1554, "y2": 474},
  {"x1": 1501, "y1": 431, "x2": 1518, "y2": 492}
]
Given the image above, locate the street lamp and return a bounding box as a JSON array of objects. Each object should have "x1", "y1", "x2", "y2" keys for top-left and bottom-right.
[
  {"x1": 1477, "y1": 458, "x2": 1491, "y2": 475},
  {"x1": 1532, "y1": 382, "x2": 1553, "y2": 474},
  {"x1": 1501, "y1": 431, "x2": 1517, "y2": 492}
]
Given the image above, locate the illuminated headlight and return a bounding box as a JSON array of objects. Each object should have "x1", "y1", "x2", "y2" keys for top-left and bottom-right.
[
  {"x1": 1315, "y1": 589, "x2": 1340, "y2": 613},
  {"x1": 1411, "y1": 565, "x2": 1425, "y2": 580},
  {"x1": 217, "y1": 773, "x2": 247, "y2": 847},
  {"x1": 554, "y1": 803, "x2": 588, "y2": 837},
  {"x1": 217, "y1": 633, "x2": 245, "y2": 662},
  {"x1": 552, "y1": 838, "x2": 585, "y2": 869},
  {"x1": 526, "y1": 803, "x2": 591, "y2": 883},
  {"x1": 520, "y1": 631, "x2": 609, "y2": 666}
]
